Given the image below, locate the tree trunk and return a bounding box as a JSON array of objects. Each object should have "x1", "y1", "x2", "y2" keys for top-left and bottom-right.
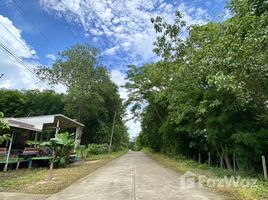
[
  {"x1": 47, "y1": 162, "x2": 53, "y2": 181},
  {"x1": 233, "y1": 152, "x2": 236, "y2": 172},
  {"x1": 220, "y1": 154, "x2": 224, "y2": 169},
  {"x1": 224, "y1": 154, "x2": 232, "y2": 170},
  {"x1": 47, "y1": 150, "x2": 55, "y2": 181}
]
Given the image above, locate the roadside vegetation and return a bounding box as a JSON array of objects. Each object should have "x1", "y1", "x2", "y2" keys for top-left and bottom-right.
[
  {"x1": 0, "y1": 150, "x2": 126, "y2": 194},
  {"x1": 126, "y1": 0, "x2": 268, "y2": 177},
  {"x1": 0, "y1": 111, "x2": 9, "y2": 144},
  {"x1": 145, "y1": 149, "x2": 268, "y2": 200},
  {"x1": 126, "y1": 0, "x2": 268, "y2": 199}
]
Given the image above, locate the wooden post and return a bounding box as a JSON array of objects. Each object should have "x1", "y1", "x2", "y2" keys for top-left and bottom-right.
[
  {"x1": 34, "y1": 132, "x2": 38, "y2": 148},
  {"x1": 47, "y1": 158, "x2": 53, "y2": 181},
  {"x1": 75, "y1": 126, "x2": 82, "y2": 149},
  {"x1": 47, "y1": 120, "x2": 59, "y2": 180},
  {"x1": 16, "y1": 161, "x2": 20, "y2": 170},
  {"x1": 109, "y1": 112, "x2": 116, "y2": 154},
  {"x1": 208, "y1": 152, "x2": 211, "y2": 166},
  {"x1": 262, "y1": 155, "x2": 267, "y2": 180},
  {"x1": 198, "y1": 153, "x2": 201, "y2": 163},
  {"x1": 3, "y1": 131, "x2": 14, "y2": 172},
  {"x1": 39, "y1": 132, "x2": 42, "y2": 147},
  {"x1": 56, "y1": 120, "x2": 60, "y2": 134}
]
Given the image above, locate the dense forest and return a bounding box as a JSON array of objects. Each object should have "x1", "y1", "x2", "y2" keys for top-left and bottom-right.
[
  {"x1": 126, "y1": 0, "x2": 268, "y2": 173},
  {"x1": 0, "y1": 44, "x2": 129, "y2": 150}
]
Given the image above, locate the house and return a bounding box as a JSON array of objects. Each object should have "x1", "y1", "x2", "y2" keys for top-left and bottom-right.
[{"x1": 0, "y1": 114, "x2": 84, "y2": 171}]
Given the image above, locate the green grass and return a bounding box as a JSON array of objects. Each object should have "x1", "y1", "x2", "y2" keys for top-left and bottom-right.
[
  {"x1": 87, "y1": 150, "x2": 127, "y2": 160},
  {"x1": 144, "y1": 149, "x2": 268, "y2": 200},
  {"x1": 0, "y1": 150, "x2": 127, "y2": 194}
]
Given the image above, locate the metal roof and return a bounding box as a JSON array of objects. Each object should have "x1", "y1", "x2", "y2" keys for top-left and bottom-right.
[
  {"x1": 4, "y1": 118, "x2": 41, "y2": 132},
  {"x1": 4, "y1": 114, "x2": 84, "y2": 132}
]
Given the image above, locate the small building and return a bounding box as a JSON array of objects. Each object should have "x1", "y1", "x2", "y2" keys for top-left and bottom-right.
[{"x1": 0, "y1": 114, "x2": 84, "y2": 171}]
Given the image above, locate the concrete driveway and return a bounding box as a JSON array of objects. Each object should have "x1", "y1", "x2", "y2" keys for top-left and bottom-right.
[{"x1": 46, "y1": 152, "x2": 225, "y2": 200}]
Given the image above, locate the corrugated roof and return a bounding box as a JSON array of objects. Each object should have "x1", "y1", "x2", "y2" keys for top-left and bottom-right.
[
  {"x1": 4, "y1": 114, "x2": 84, "y2": 132},
  {"x1": 4, "y1": 118, "x2": 41, "y2": 132}
]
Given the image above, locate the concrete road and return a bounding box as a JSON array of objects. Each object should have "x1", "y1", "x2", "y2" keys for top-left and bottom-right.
[
  {"x1": 46, "y1": 152, "x2": 225, "y2": 200},
  {"x1": 0, "y1": 192, "x2": 47, "y2": 200}
]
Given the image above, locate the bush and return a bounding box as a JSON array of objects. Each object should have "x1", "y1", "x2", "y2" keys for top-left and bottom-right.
[
  {"x1": 76, "y1": 145, "x2": 88, "y2": 160},
  {"x1": 87, "y1": 143, "x2": 109, "y2": 155}
]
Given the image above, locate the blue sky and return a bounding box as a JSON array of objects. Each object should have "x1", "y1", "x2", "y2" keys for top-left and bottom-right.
[{"x1": 0, "y1": 0, "x2": 228, "y2": 137}]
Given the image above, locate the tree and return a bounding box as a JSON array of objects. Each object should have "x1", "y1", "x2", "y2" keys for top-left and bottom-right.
[
  {"x1": 126, "y1": 0, "x2": 268, "y2": 172},
  {"x1": 0, "y1": 89, "x2": 65, "y2": 117},
  {"x1": 0, "y1": 112, "x2": 10, "y2": 145},
  {"x1": 50, "y1": 132, "x2": 75, "y2": 167},
  {"x1": 43, "y1": 131, "x2": 75, "y2": 180},
  {"x1": 24, "y1": 90, "x2": 65, "y2": 116},
  {"x1": 0, "y1": 90, "x2": 26, "y2": 117},
  {"x1": 36, "y1": 43, "x2": 129, "y2": 148}
]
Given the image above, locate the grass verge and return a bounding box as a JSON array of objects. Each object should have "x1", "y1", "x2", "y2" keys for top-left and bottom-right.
[
  {"x1": 0, "y1": 150, "x2": 127, "y2": 194},
  {"x1": 144, "y1": 149, "x2": 268, "y2": 200}
]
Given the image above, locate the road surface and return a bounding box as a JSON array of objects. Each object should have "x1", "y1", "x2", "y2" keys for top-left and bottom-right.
[{"x1": 46, "y1": 152, "x2": 225, "y2": 200}]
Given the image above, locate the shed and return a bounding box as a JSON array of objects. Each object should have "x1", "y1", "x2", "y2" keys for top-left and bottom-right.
[{"x1": 1, "y1": 114, "x2": 84, "y2": 171}]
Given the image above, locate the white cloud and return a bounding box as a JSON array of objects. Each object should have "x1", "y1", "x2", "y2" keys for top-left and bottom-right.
[
  {"x1": 40, "y1": 0, "x2": 209, "y2": 65},
  {"x1": 110, "y1": 69, "x2": 141, "y2": 137},
  {"x1": 103, "y1": 46, "x2": 119, "y2": 56},
  {"x1": 39, "y1": 0, "x2": 211, "y2": 137},
  {"x1": 0, "y1": 15, "x2": 53, "y2": 91},
  {"x1": 110, "y1": 69, "x2": 127, "y2": 100},
  {"x1": 126, "y1": 112, "x2": 141, "y2": 138},
  {"x1": 0, "y1": 15, "x2": 36, "y2": 58},
  {"x1": 222, "y1": 8, "x2": 232, "y2": 20},
  {"x1": 46, "y1": 53, "x2": 56, "y2": 61}
]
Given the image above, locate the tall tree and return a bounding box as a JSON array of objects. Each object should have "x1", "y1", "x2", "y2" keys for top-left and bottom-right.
[
  {"x1": 0, "y1": 89, "x2": 65, "y2": 117},
  {"x1": 127, "y1": 0, "x2": 268, "y2": 172},
  {"x1": 36, "y1": 44, "x2": 129, "y2": 148}
]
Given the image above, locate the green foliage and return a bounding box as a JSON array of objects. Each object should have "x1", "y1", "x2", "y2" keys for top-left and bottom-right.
[
  {"x1": 40, "y1": 132, "x2": 75, "y2": 167},
  {"x1": 126, "y1": 0, "x2": 268, "y2": 174},
  {"x1": 50, "y1": 132, "x2": 75, "y2": 167},
  {"x1": 36, "y1": 43, "x2": 129, "y2": 149},
  {"x1": 0, "y1": 89, "x2": 65, "y2": 117},
  {"x1": 0, "y1": 112, "x2": 9, "y2": 130},
  {"x1": 0, "y1": 111, "x2": 10, "y2": 145},
  {"x1": 25, "y1": 140, "x2": 39, "y2": 146},
  {"x1": 87, "y1": 143, "x2": 109, "y2": 155},
  {"x1": 0, "y1": 44, "x2": 129, "y2": 150},
  {"x1": 76, "y1": 145, "x2": 88, "y2": 160}
]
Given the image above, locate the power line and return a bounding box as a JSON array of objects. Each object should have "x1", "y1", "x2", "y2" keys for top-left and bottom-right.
[
  {"x1": 61, "y1": 14, "x2": 80, "y2": 44},
  {"x1": 12, "y1": 0, "x2": 58, "y2": 53},
  {"x1": 0, "y1": 41, "x2": 52, "y2": 89},
  {"x1": 0, "y1": 21, "x2": 61, "y2": 92},
  {"x1": 58, "y1": 1, "x2": 81, "y2": 44},
  {"x1": 0, "y1": 21, "x2": 31, "y2": 53},
  {"x1": 0, "y1": 41, "x2": 35, "y2": 74}
]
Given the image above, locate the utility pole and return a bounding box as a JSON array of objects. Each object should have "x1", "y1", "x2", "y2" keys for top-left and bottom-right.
[{"x1": 109, "y1": 111, "x2": 117, "y2": 153}]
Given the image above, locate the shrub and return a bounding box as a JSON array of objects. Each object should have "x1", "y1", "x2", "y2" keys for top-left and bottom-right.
[{"x1": 87, "y1": 143, "x2": 109, "y2": 155}]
